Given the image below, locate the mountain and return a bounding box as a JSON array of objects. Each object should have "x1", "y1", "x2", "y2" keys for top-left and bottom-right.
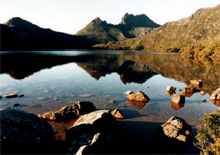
[
  {"x1": 1, "y1": 17, "x2": 97, "y2": 51},
  {"x1": 94, "y1": 4, "x2": 220, "y2": 53},
  {"x1": 76, "y1": 13, "x2": 160, "y2": 43}
]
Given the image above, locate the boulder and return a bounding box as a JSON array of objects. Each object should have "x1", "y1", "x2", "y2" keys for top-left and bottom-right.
[
  {"x1": 190, "y1": 79, "x2": 203, "y2": 87},
  {"x1": 111, "y1": 109, "x2": 124, "y2": 119},
  {"x1": 171, "y1": 94, "x2": 185, "y2": 104},
  {"x1": 127, "y1": 91, "x2": 150, "y2": 102},
  {"x1": 155, "y1": 116, "x2": 193, "y2": 153},
  {"x1": 38, "y1": 101, "x2": 96, "y2": 121},
  {"x1": 76, "y1": 133, "x2": 112, "y2": 155},
  {"x1": 69, "y1": 110, "x2": 118, "y2": 134},
  {"x1": 0, "y1": 109, "x2": 55, "y2": 154},
  {"x1": 124, "y1": 90, "x2": 134, "y2": 95},
  {"x1": 66, "y1": 110, "x2": 118, "y2": 154},
  {"x1": 166, "y1": 86, "x2": 176, "y2": 92}
]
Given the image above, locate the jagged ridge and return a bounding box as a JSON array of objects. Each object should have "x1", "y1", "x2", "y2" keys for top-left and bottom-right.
[
  {"x1": 76, "y1": 13, "x2": 160, "y2": 43},
  {"x1": 94, "y1": 4, "x2": 220, "y2": 53}
]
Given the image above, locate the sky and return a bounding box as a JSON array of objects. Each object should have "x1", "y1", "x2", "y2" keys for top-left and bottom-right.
[{"x1": 0, "y1": 0, "x2": 219, "y2": 34}]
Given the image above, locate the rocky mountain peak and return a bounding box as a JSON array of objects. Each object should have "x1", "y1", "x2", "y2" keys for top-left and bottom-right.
[
  {"x1": 91, "y1": 17, "x2": 105, "y2": 26},
  {"x1": 120, "y1": 13, "x2": 160, "y2": 28}
]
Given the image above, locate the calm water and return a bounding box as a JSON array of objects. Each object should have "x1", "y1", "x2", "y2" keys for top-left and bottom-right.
[{"x1": 0, "y1": 50, "x2": 219, "y2": 153}]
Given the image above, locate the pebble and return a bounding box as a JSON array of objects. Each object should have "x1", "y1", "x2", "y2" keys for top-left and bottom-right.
[
  {"x1": 13, "y1": 103, "x2": 20, "y2": 107},
  {"x1": 110, "y1": 100, "x2": 116, "y2": 103},
  {"x1": 202, "y1": 99, "x2": 206, "y2": 103},
  {"x1": 18, "y1": 94, "x2": 24, "y2": 98},
  {"x1": 145, "y1": 86, "x2": 149, "y2": 88},
  {"x1": 79, "y1": 94, "x2": 92, "y2": 97}
]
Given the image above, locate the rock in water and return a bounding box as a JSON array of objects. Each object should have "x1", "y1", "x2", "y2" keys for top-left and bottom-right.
[
  {"x1": 111, "y1": 109, "x2": 124, "y2": 119},
  {"x1": 124, "y1": 90, "x2": 134, "y2": 95},
  {"x1": 155, "y1": 116, "x2": 193, "y2": 153},
  {"x1": 210, "y1": 88, "x2": 220, "y2": 100},
  {"x1": 190, "y1": 79, "x2": 203, "y2": 87},
  {"x1": 127, "y1": 91, "x2": 150, "y2": 102},
  {"x1": 0, "y1": 109, "x2": 55, "y2": 154},
  {"x1": 38, "y1": 101, "x2": 96, "y2": 121},
  {"x1": 166, "y1": 86, "x2": 176, "y2": 92},
  {"x1": 4, "y1": 94, "x2": 18, "y2": 98},
  {"x1": 182, "y1": 87, "x2": 194, "y2": 97},
  {"x1": 171, "y1": 94, "x2": 185, "y2": 104},
  {"x1": 66, "y1": 110, "x2": 118, "y2": 154},
  {"x1": 210, "y1": 88, "x2": 220, "y2": 107}
]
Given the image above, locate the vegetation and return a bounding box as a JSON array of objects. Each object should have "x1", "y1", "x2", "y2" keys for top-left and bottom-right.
[
  {"x1": 94, "y1": 4, "x2": 220, "y2": 55},
  {"x1": 179, "y1": 42, "x2": 220, "y2": 65},
  {"x1": 194, "y1": 109, "x2": 220, "y2": 155}
]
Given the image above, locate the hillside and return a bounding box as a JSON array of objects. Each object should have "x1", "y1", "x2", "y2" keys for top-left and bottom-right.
[
  {"x1": 1, "y1": 17, "x2": 97, "y2": 51},
  {"x1": 94, "y1": 4, "x2": 220, "y2": 53},
  {"x1": 76, "y1": 13, "x2": 160, "y2": 43}
]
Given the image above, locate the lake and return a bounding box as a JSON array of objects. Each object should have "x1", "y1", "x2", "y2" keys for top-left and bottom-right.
[{"x1": 0, "y1": 50, "x2": 219, "y2": 154}]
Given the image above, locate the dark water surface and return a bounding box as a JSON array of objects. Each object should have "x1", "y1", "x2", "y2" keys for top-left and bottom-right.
[{"x1": 0, "y1": 50, "x2": 219, "y2": 154}]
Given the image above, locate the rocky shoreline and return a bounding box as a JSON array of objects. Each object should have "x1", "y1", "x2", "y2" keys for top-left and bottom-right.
[{"x1": 1, "y1": 83, "x2": 219, "y2": 154}]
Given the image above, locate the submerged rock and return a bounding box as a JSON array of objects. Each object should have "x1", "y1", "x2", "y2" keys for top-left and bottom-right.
[
  {"x1": 13, "y1": 103, "x2": 20, "y2": 107},
  {"x1": 155, "y1": 116, "x2": 193, "y2": 153},
  {"x1": 38, "y1": 101, "x2": 96, "y2": 121},
  {"x1": 124, "y1": 90, "x2": 134, "y2": 95},
  {"x1": 0, "y1": 96, "x2": 2, "y2": 100},
  {"x1": 127, "y1": 91, "x2": 150, "y2": 102},
  {"x1": 4, "y1": 94, "x2": 18, "y2": 98},
  {"x1": 0, "y1": 109, "x2": 55, "y2": 154}
]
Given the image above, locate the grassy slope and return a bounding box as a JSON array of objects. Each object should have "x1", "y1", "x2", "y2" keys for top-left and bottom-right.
[{"x1": 94, "y1": 4, "x2": 220, "y2": 56}]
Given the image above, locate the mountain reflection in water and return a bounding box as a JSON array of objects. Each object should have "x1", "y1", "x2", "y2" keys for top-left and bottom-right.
[
  {"x1": 1, "y1": 51, "x2": 219, "y2": 94},
  {"x1": 0, "y1": 50, "x2": 219, "y2": 154}
]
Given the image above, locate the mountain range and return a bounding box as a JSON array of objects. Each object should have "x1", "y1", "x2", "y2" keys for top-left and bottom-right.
[
  {"x1": 1, "y1": 4, "x2": 219, "y2": 52},
  {"x1": 76, "y1": 13, "x2": 160, "y2": 43},
  {"x1": 94, "y1": 4, "x2": 220, "y2": 53},
  {"x1": 1, "y1": 17, "x2": 97, "y2": 51}
]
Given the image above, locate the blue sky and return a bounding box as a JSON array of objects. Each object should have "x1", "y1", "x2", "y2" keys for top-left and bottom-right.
[{"x1": 0, "y1": 0, "x2": 219, "y2": 34}]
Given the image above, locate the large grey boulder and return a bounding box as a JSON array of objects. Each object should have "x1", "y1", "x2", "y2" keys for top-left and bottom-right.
[
  {"x1": 155, "y1": 116, "x2": 193, "y2": 153},
  {"x1": 38, "y1": 101, "x2": 96, "y2": 121},
  {"x1": 66, "y1": 110, "x2": 118, "y2": 154},
  {"x1": 0, "y1": 109, "x2": 55, "y2": 154}
]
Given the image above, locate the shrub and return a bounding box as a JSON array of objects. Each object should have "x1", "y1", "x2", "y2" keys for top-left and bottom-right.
[{"x1": 194, "y1": 109, "x2": 220, "y2": 155}]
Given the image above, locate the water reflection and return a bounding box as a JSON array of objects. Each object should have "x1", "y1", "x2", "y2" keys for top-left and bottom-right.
[{"x1": 127, "y1": 100, "x2": 148, "y2": 109}]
